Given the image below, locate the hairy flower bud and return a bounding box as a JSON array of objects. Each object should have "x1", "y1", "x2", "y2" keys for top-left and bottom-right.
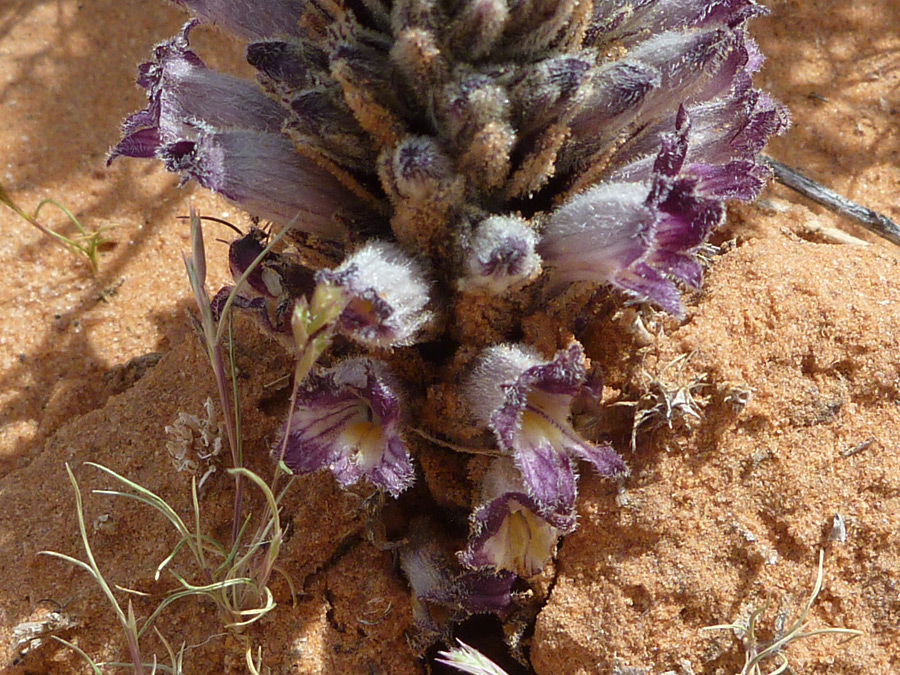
[
  {"x1": 385, "y1": 135, "x2": 457, "y2": 202},
  {"x1": 510, "y1": 53, "x2": 594, "y2": 136},
  {"x1": 316, "y1": 241, "x2": 437, "y2": 348},
  {"x1": 458, "y1": 215, "x2": 541, "y2": 295}
]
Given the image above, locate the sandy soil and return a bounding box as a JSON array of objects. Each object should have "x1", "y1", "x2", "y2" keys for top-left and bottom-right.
[{"x1": 1, "y1": 0, "x2": 899, "y2": 673}]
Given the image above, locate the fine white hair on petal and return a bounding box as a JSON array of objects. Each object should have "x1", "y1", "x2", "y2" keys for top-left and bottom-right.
[
  {"x1": 324, "y1": 240, "x2": 436, "y2": 348},
  {"x1": 171, "y1": 0, "x2": 308, "y2": 40},
  {"x1": 540, "y1": 181, "x2": 655, "y2": 282},
  {"x1": 155, "y1": 51, "x2": 287, "y2": 142},
  {"x1": 465, "y1": 344, "x2": 542, "y2": 426},
  {"x1": 183, "y1": 130, "x2": 354, "y2": 240},
  {"x1": 459, "y1": 215, "x2": 542, "y2": 295}
]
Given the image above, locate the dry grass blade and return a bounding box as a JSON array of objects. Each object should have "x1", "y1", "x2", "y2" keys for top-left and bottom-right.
[
  {"x1": 703, "y1": 550, "x2": 863, "y2": 675},
  {"x1": 0, "y1": 181, "x2": 111, "y2": 271}
]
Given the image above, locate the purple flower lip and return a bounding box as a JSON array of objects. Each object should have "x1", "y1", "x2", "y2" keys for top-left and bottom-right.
[
  {"x1": 109, "y1": 21, "x2": 286, "y2": 163},
  {"x1": 467, "y1": 342, "x2": 627, "y2": 512},
  {"x1": 109, "y1": 21, "x2": 367, "y2": 241},
  {"x1": 399, "y1": 518, "x2": 516, "y2": 651},
  {"x1": 279, "y1": 357, "x2": 414, "y2": 497}
]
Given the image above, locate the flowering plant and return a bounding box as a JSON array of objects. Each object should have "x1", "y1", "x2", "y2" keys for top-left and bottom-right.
[{"x1": 113, "y1": 0, "x2": 787, "y2": 659}]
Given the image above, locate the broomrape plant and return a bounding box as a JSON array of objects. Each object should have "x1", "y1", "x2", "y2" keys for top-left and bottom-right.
[{"x1": 108, "y1": 0, "x2": 789, "y2": 657}]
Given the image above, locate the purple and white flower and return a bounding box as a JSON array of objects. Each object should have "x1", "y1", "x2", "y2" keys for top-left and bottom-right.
[
  {"x1": 279, "y1": 357, "x2": 414, "y2": 497},
  {"x1": 316, "y1": 241, "x2": 437, "y2": 349},
  {"x1": 466, "y1": 342, "x2": 627, "y2": 512},
  {"x1": 109, "y1": 22, "x2": 366, "y2": 240},
  {"x1": 461, "y1": 458, "x2": 576, "y2": 577}
]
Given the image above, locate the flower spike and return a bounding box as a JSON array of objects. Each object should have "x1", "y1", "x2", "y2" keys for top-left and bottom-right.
[{"x1": 115, "y1": 0, "x2": 789, "y2": 654}]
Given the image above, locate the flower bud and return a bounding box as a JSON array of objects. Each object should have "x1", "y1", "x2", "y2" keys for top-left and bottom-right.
[
  {"x1": 458, "y1": 215, "x2": 541, "y2": 295},
  {"x1": 316, "y1": 241, "x2": 437, "y2": 348}
]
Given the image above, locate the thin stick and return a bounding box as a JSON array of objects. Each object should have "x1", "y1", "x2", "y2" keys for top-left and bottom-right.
[
  {"x1": 763, "y1": 155, "x2": 900, "y2": 247},
  {"x1": 176, "y1": 214, "x2": 244, "y2": 235},
  {"x1": 840, "y1": 437, "x2": 875, "y2": 459},
  {"x1": 411, "y1": 427, "x2": 501, "y2": 456}
]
